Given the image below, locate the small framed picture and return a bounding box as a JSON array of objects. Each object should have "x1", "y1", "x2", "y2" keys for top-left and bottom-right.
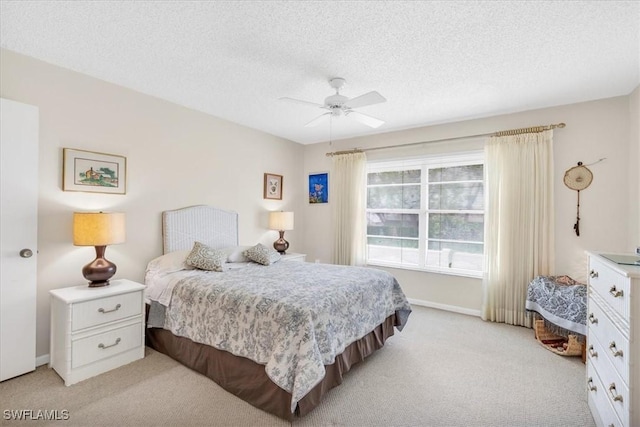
[
  {"x1": 263, "y1": 173, "x2": 283, "y2": 200},
  {"x1": 63, "y1": 148, "x2": 126, "y2": 194},
  {"x1": 308, "y1": 172, "x2": 328, "y2": 204}
]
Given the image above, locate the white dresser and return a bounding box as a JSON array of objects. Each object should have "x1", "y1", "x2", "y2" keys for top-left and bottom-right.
[
  {"x1": 49, "y1": 279, "x2": 145, "y2": 385},
  {"x1": 586, "y1": 252, "x2": 640, "y2": 427}
]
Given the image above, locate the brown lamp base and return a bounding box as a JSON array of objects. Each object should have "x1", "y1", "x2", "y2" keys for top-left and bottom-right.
[
  {"x1": 82, "y1": 245, "x2": 117, "y2": 287},
  {"x1": 273, "y1": 230, "x2": 289, "y2": 254}
]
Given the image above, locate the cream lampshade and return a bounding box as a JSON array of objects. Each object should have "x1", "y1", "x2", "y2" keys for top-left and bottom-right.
[
  {"x1": 268, "y1": 211, "x2": 294, "y2": 254},
  {"x1": 73, "y1": 212, "x2": 125, "y2": 287}
]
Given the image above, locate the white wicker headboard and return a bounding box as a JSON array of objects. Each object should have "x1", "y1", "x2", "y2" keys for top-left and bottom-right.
[{"x1": 162, "y1": 205, "x2": 239, "y2": 254}]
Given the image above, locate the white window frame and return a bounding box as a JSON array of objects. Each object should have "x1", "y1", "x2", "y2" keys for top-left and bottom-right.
[{"x1": 366, "y1": 150, "x2": 484, "y2": 278}]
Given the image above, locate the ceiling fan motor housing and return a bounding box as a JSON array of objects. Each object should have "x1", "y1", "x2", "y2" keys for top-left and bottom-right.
[{"x1": 325, "y1": 94, "x2": 349, "y2": 114}]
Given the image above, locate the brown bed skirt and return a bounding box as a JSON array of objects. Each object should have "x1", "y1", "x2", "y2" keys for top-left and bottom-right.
[{"x1": 145, "y1": 312, "x2": 399, "y2": 420}]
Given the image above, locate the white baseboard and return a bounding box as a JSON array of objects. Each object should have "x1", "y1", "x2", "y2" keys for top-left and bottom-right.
[
  {"x1": 36, "y1": 354, "x2": 50, "y2": 367},
  {"x1": 408, "y1": 298, "x2": 481, "y2": 317}
]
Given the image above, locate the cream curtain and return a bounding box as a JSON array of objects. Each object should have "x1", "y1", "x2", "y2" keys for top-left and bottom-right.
[
  {"x1": 331, "y1": 152, "x2": 367, "y2": 266},
  {"x1": 482, "y1": 130, "x2": 555, "y2": 327}
]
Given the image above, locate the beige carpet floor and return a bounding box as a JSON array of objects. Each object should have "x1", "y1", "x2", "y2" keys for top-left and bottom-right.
[{"x1": 1, "y1": 306, "x2": 595, "y2": 427}]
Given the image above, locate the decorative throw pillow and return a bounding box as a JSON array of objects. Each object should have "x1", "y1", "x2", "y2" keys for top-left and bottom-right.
[
  {"x1": 185, "y1": 241, "x2": 227, "y2": 272},
  {"x1": 242, "y1": 243, "x2": 281, "y2": 266}
]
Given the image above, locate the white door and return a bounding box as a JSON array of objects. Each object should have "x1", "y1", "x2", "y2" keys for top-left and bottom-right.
[{"x1": 0, "y1": 98, "x2": 39, "y2": 381}]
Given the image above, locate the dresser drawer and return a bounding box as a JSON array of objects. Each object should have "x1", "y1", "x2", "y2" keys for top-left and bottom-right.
[
  {"x1": 587, "y1": 362, "x2": 624, "y2": 427},
  {"x1": 587, "y1": 296, "x2": 629, "y2": 382},
  {"x1": 589, "y1": 257, "x2": 630, "y2": 320},
  {"x1": 587, "y1": 332, "x2": 629, "y2": 426},
  {"x1": 71, "y1": 322, "x2": 142, "y2": 369},
  {"x1": 72, "y1": 291, "x2": 142, "y2": 331}
]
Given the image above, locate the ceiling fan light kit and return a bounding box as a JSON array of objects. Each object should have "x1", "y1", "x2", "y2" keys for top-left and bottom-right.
[{"x1": 281, "y1": 77, "x2": 386, "y2": 129}]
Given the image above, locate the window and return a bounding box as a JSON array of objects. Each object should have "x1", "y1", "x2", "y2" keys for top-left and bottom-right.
[{"x1": 366, "y1": 151, "x2": 484, "y2": 276}]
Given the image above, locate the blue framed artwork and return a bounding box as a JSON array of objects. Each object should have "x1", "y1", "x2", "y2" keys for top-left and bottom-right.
[{"x1": 308, "y1": 172, "x2": 328, "y2": 204}]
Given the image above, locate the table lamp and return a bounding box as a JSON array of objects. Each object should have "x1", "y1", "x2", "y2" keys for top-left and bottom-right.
[
  {"x1": 73, "y1": 212, "x2": 125, "y2": 287},
  {"x1": 268, "y1": 211, "x2": 294, "y2": 254}
]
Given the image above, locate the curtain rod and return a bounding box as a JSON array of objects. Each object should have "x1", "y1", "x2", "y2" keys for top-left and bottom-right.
[{"x1": 325, "y1": 122, "x2": 566, "y2": 157}]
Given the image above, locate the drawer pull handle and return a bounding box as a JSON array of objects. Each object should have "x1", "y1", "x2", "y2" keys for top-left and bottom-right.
[
  {"x1": 608, "y1": 383, "x2": 623, "y2": 402},
  {"x1": 588, "y1": 345, "x2": 598, "y2": 358},
  {"x1": 609, "y1": 342, "x2": 623, "y2": 358},
  {"x1": 609, "y1": 286, "x2": 623, "y2": 298},
  {"x1": 588, "y1": 313, "x2": 598, "y2": 324},
  {"x1": 98, "y1": 303, "x2": 121, "y2": 314},
  {"x1": 98, "y1": 337, "x2": 121, "y2": 350},
  {"x1": 587, "y1": 377, "x2": 597, "y2": 392},
  {"x1": 589, "y1": 270, "x2": 599, "y2": 278}
]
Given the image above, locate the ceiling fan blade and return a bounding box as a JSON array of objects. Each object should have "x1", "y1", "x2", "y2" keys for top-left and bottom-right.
[
  {"x1": 346, "y1": 111, "x2": 384, "y2": 128},
  {"x1": 304, "y1": 112, "x2": 331, "y2": 127},
  {"x1": 343, "y1": 91, "x2": 386, "y2": 109},
  {"x1": 279, "y1": 97, "x2": 324, "y2": 108}
]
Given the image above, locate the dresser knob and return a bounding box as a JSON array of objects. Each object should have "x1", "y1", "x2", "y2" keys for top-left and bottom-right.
[
  {"x1": 609, "y1": 286, "x2": 624, "y2": 298},
  {"x1": 608, "y1": 383, "x2": 623, "y2": 402},
  {"x1": 587, "y1": 377, "x2": 597, "y2": 392},
  {"x1": 588, "y1": 345, "x2": 598, "y2": 358},
  {"x1": 589, "y1": 270, "x2": 599, "y2": 278},
  {"x1": 19, "y1": 248, "x2": 33, "y2": 258},
  {"x1": 588, "y1": 313, "x2": 598, "y2": 324},
  {"x1": 609, "y1": 342, "x2": 623, "y2": 358}
]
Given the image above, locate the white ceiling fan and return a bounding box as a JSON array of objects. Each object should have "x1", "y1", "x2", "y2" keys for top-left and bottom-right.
[{"x1": 280, "y1": 77, "x2": 386, "y2": 128}]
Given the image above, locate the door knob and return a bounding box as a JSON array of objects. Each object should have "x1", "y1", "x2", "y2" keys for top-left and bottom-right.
[{"x1": 19, "y1": 249, "x2": 33, "y2": 258}]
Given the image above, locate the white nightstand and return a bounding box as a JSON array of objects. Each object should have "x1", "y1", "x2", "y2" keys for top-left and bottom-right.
[
  {"x1": 281, "y1": 252, "x2": 306, "y2": 262},
  {"x1": 49, "y1": 279, "x2": 145, "y2": 386}
]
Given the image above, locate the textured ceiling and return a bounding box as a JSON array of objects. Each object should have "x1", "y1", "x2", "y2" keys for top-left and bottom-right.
[{"x1": 1, "y1": 1, "x2": 639, "y2": 144}]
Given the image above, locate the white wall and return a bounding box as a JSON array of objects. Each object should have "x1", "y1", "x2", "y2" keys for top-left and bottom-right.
[
  {"x1": 629, "y1": 86, "x2": 640, "y2": 251},
  {"x1": 0, "y1": 49, "x2": 305, "y2": 358},
  {"x1": 301, "y1": 92, "x2": 638, "y2": 313}
]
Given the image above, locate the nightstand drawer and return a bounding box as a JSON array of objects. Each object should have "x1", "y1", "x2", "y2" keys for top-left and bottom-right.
[
  {"x1": 72, "y1": 322, "x2": 142, "y2": 369},
  {"x1": 72, "y1": 291, "x2": 142, "y2": 331}
]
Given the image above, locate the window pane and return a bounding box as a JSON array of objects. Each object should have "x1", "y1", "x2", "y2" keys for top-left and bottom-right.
[
  {"x1": 368, "y1": 170, "x2": 420, "y2": 185},
  {"x1": 426, "y1": 241, "x2": 484, "y2": 271},
  {"x1": 367, "y1": 237, "x2": 419, "y2": 265},
  {"x1": 367, "y1": 213, "x2": 419, "y2": 238},
  {"x1": 428, "y1": 213, "x2": 484, "y2": 241},
  {"x1": 429, "y1": 182, "x2": 484, "y2": 210},
  {"x1": 367, "y1": 185, "x2": 421, "y2": 209},
  {"x1": 429, "y1": 164, "x2": 483, "y2": 182}
]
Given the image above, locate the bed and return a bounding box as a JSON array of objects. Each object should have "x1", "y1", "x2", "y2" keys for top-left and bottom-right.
[{"x1": 144, "y1": 205, "x2": 412, "y2": 420}]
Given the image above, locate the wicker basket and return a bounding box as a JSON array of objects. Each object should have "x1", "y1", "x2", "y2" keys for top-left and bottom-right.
[{"x1": 533, "y1": 319, "x2": 583, "y2": 357}]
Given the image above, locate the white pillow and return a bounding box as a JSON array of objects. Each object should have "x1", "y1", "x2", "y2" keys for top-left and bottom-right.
[
  {"x1": 185, "y1": 241, "x2": 227, "y2": 272},
  {"x1": 146, "y1": 250, "x2": 192, "y2": 274},
  {"x1": 222, "y1": 246, "x2": 252, "y2": 263},
  {"x1": 242, "y1": 243, "x2": 281, "y2": 266}
]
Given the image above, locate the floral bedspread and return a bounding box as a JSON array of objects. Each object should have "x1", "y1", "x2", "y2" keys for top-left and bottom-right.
[{"x1": 162, "y1": 261, "x2": 411, "y2": 412}]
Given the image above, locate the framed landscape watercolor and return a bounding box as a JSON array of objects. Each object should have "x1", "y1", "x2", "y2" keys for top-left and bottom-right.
[
  {"x1": 308, "y1": 172, "x2": 328, "y2": 203},
  {"x1": 63, "y1": 148, "x2": 126, "y2": 194},
  {"x1": 263, "y1": 173, "x2": 283, "y2": 200}
]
